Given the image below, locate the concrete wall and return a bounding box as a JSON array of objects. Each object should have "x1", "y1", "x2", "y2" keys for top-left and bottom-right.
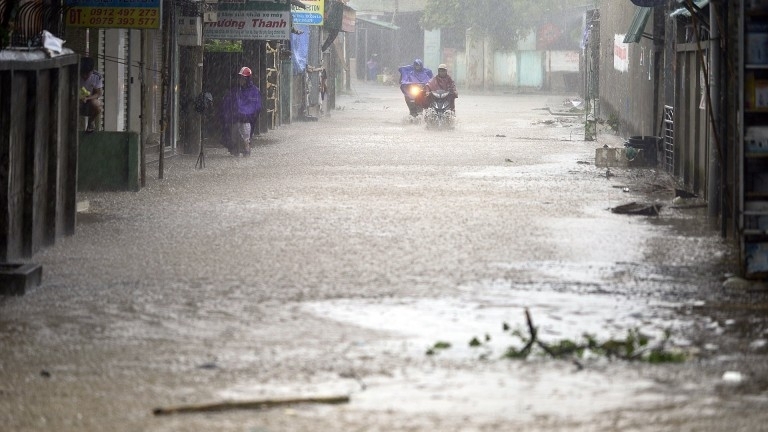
[
  {"x1": 445, "y1": 48, "x2": 579, "y2": 92},
  {"x1": 595, "y1": 1, "x2": 660, "y2": 138}
]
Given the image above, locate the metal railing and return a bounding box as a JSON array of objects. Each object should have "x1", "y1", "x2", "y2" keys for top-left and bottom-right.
[
  {"x1": 663, "y1": 105, "x2": 675, "y2": 174},
  {"x1": 0, "y1": 0, "x2": 68, "y2": 48}
]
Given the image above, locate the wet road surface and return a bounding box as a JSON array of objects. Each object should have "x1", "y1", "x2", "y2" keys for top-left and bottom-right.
[{"x1": 1, "y1": 81, "x2": 768, "y2": 431}]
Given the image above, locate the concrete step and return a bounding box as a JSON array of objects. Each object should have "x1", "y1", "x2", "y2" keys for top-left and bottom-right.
[{"x1": 0, "y1": 263, "x2": 42, "y2": 296}]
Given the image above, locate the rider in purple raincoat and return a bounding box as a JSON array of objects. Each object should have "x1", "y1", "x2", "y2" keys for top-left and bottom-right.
[{"x1": 398, "y1": 59, "x2": 433, "y2": 116}]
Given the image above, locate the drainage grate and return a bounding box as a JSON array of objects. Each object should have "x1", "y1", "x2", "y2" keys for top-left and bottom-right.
[{"x1": 663, "y1": 105, "x2": 675, "y2": 174}]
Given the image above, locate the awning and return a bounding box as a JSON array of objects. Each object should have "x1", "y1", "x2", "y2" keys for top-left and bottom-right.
[
  {"x1": 629, "y1": 0, "x2": 665, "y2": 5},
  {"x1": 623, "y1": 6, "x2": 652, "y2": 44},
  {"x1": 670, "y1": 0, "x2": 710, "y2": 18},
  {"x1": 356, "y1": 16, "x2": 399, "y2": 31}
]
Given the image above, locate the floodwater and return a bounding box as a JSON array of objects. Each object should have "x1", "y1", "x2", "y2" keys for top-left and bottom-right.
[{"x1": 1, "y1": 81, "x2": 767, "y2": 432}]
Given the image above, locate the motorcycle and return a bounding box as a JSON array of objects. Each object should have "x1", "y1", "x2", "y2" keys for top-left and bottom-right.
[
  {"x1": 424, "y1": 90, "x2": 456, "y2": 129},
  {"x1": 398, "y1": 61, "x2": 432, "y2": 121},
  {"x1": 400, "y1": 82, "x2": 427, "y2": 119}
]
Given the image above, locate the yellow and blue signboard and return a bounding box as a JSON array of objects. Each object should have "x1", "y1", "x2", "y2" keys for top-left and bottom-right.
[
  {"x1": 65, "y1": 0, "x2": 161, "y2": 29},
  {"x1": 292, "y1": 0, "x2": 324, "y2": 26}
]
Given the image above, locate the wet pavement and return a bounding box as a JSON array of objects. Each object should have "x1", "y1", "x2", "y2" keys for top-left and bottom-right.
[{"x1": 1, "y1": 81, "x2": 768, "y2": 431}]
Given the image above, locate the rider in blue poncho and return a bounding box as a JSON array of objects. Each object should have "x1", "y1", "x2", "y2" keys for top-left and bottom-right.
[{"x1": 398, "y1": 59, "x2": 433, "y2": 116}]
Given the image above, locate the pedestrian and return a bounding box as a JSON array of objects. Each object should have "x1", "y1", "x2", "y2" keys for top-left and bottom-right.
[
  {"x1": 425, "y1": 63, "x2": 458, "y2": 112},
  {"x1": 222, "y1": 66, "x2": 262, "y2": 157},
  {"x1": 79, "y1": 57, "x2": 103, "y2": 133},
  {"x1": 366, "y1": 54, "x2": 379, "y2": 81}
]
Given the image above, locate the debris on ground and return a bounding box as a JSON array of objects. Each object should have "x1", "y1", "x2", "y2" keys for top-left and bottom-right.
[
  {"x1": 152, "y1": 395, "x2": 351, "y2": 416},
  {"x1": 675, "y1": 188, "x2": 698, "y2": 199},
  {"x1": 722, "y1": 371, "x2": 744, "y2": 384},
  {"x1": 428, "y1": 308, "x2": 686, "y2": 368},
  {"x1": 610, "y1": 202, "x2": 661, "y2": 216},
  {"x1": 498, "y1": 309, "x2": 684, "y2": 366}
]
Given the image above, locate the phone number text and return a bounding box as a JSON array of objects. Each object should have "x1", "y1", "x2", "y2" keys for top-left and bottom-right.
[{"x1": 67, "y1": 7, "x2": 160, "y2": 28}]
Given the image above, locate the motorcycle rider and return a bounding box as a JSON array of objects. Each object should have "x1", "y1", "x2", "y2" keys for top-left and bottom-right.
[
  {"x1": 398, "y1": 59, "x2": 433, "y2": 116},
  {"x1": 425, "y1": 63, "x2": 458, "y2": 112}
]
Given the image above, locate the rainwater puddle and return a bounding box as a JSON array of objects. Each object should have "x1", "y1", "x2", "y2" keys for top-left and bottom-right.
[
  {"x1": 457, "y1": 158, "x2": 579, "y2": 179},
  {"x1": 217, "y1": 366, "x2": 665, "y2": 424},
  {"x1": 218, "y1": 279, "x2": 689, "y2": 424},
  {"x1": 304, "y1": 282, "x2": 690, "y2": 361},
  {"x1": 348, "y1": 367, "x2": 665, "y2": 423},
  {"x1": 76, "y1": 211, "x2": 118, "y2": 225},
  {"x1": 295, "y1": 281, "x2": 698, "y2": 422}
]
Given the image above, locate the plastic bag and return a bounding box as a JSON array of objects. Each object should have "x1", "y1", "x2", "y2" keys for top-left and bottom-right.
[{"x1": 42, "y1": 30, "x2": 65, "y2": 57}]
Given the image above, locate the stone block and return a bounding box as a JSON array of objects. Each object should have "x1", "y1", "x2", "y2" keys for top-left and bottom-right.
[
  {"x1": 0, "y1": 263, "x2": 42, "y2": 296},
  {"x1": 595, "y1": 147, "x2": 647, "y2": 168}
]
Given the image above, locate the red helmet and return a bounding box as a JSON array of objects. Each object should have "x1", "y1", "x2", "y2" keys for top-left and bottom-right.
[{"x1": 238, "y1": 66, "x2": 252, "y2": 77}]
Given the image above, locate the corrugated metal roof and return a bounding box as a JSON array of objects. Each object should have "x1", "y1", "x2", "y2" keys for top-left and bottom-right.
[
  {"x1": 347, "y1": 0, "x2": 426, "y2": 13},
  {"x1": 356, "y1": 16, "x2": 399, "y2": 30},
  {"x1": 623, "y1": 6, "x2": 652, "y2": 44}
]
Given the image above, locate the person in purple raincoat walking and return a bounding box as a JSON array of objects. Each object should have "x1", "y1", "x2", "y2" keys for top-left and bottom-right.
[{"x1": 221, "y1": 66, "x2": 262, "y2": 157}]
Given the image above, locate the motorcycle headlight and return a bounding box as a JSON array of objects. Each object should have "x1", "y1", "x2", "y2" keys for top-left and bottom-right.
[{"x1": 409, "y1": 86, "x2": 421, "y2": 97}]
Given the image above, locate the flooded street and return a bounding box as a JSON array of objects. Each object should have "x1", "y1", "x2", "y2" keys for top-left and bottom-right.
[{"x1": 1, "y1": 81, "x2": 768, "y2": 431}]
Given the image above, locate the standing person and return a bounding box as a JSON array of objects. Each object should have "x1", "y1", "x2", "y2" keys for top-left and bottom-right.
[
  {"x1": 222, "y1": 66, "x2": 262, "y2": 157},
  {"x1": 425, "y1": 63, "x2": 458, "y2": 112},
  {"x1": 79, "y1": 57, "x2": 103, "y2": 133},
  {"x1": 366, "y1": 54, "x2": 379, "y2": 81}
]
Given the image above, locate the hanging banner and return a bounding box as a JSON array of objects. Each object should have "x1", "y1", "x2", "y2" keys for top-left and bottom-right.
[
  {"x1": 291, "y1": 24, "x2": 310, "y2": 73},
  {"x1": 204, "y1": 10, "x2": 291, "y2": 40},
  {"x1": 207, "y1": 0, "x2": 292, "y2": 40},
  {"x1": 65, "y1": 0, "x2": 161, "y2": 29},
  {"x1": 217, "y1": 0, "x2": 291, "y2": 12}
]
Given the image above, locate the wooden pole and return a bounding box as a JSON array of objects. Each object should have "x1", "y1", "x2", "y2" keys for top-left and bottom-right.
[{"x1": 153, "y1": 395, "x2": 350, "y2": 416}]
